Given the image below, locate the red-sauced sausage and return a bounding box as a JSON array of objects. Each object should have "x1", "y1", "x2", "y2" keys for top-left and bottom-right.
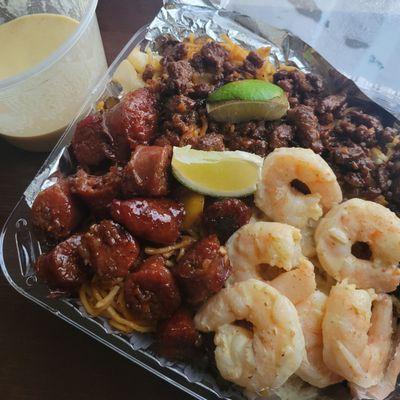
[
  {"x1": 31, "y1": 180, "x2": 82, "y2": 239},
  {"x1": 71, "y1": 113, "x2": 114, "y2": 170},
  {"x1": 80, "y1": 220, "x2": 140, "y2": 279},
  {"x1": 203, "y1": 198, "x2": 252, "y2": 243},
  {"x1": 124, "y1": 255, "x2": 181, "y2": 323},
  {"x1": 34, "y1": 235, "x2": 90, "y2": 294},
  {"x1": 105, "y1": 88, "x2": 158, "y2": 162},
  {"x1": 111, "y1": 198, "x2": 184, "y2": 245},
  {"x1": 173, "y1": 235, "x2": 231, "y2": 305},
  {"x1": 121, "y1": 145, "x2": 171, "y2": 197},
  {"x1": 156, "y1": 308, "x2": 202, "y2": 360},
  {"x1": 70, "y1": 167, "x2": 121, "y2": 214}
]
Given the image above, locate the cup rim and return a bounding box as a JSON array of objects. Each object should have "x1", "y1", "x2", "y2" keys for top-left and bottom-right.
[{"x1": 0, "y1": 0, "x2": 99, "y2": 91}]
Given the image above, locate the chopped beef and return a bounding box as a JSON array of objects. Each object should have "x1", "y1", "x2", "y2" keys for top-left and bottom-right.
[
  {"x1": 241, "y1": 51, "x2": 264, "y2": 76},
  {"x1": 200, "y1": 42, "x2": 229, "y2": 72},
  {"x1": 287, "y1": 105, "x2": 324, "y2": 153},
  {"x1": 163, "y1": 60, "x2": 194, "y2": 94},
  {"x1": 269, "y1": 124, "x2": 294, "y2": 150},
  {"x1": 165, "y1": 95, "x2": 197, "y2": 114}
]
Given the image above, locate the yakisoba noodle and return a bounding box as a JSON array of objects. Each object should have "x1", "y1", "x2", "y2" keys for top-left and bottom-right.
[
  {"x1": 144, "y1": 235, "x2": 195, "y2": 256},
  {"x1": 79, "y1": 236, "x2": 196, "y2": 333},
  {"x1": 79, "y1": 278, "x2": 154, "y2": 333}
]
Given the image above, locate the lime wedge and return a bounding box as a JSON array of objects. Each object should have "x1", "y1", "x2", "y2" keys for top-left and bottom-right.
[
  {"x1": 208, "y1": 79, "x2": 284, "y2": 103},
  {"x1": 207, "y1": 80, "x2": 289, "y2": 122},
  {"x1": 207, "y1": 97, "x2": 289, "y2": 123},
  {"x1": 172, "y1": 146, "x2": 263, "y2": 197}
]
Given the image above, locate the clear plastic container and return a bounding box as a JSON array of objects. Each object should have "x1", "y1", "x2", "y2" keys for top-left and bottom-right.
[{"x1": 0, "y1": 0, "x2": 107, "y2": 151}]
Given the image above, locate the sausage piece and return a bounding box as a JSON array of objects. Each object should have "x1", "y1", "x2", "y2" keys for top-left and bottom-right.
[
  {"x1": 121, "y1": 145, "x2": 171, "y2": 197},
  {"x1": 124, "y1": 255, "x2": 181, "y2": 323},
  {"x1": 174, "y1": 235, "x2": 231, "y2": 305},
  {"x1": 203, "y1": 198, "x2": 252, "y2": 243},
  {"x1": 111, "y1": 198, "x2": 184, "y2": 245},
  {"x1": 71, "y1": 113, "x2": 113, "y2": 170},
  {"x1": 105, "y1": 88, "x2": 158, "y2": 162},
  {"x1": 31, "y1": 180, "x2": 82, "y2": 239},
  {"x1": 34, "y1": 235, "x2": 90, "y2": 294},
  {"x1": 70, "y1": 167, "x2": 121, "y2": 215},
  {"x1": 80, "y1": 220, "x2": 140, "y2": 279},
  {"x1": 156, "y1": 308, "x2": 202, "y2": 360}
]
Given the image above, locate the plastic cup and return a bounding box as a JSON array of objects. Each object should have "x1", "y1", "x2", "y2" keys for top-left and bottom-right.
[{"x1": 0, "y1": 0, "x2": 107, "y2": 151}]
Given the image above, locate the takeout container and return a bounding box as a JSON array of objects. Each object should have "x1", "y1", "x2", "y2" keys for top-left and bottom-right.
[
  {"x1": 1, "y1": 1, "x2": 399, "y2": 399},
  {"x1": 0, "y1": 0, "x2": 107, "y2": 151}
]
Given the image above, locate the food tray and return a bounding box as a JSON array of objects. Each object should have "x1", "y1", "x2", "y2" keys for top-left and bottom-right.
[{"x1": 1, "y1": 2, "x2": 399, "y2": 399}]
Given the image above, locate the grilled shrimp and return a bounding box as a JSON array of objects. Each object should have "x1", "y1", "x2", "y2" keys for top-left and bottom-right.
[
  {"x1": 315, "y1": 198, "x2": 400, "y2": 293},
  {"x1": 296, "y1": 291, "x2": 343, "y2": 388},
  {"x1": 350, "y1": 329, "x2": 400, "y2": 400},
  {"x1": 255, "y1": 147, "x2": 342, "y2": 228},
  {"x1": 322, "y1": 281, "x2": 393, "y2": 388},
  {"x1": 226, "y1": 222, "x2": 316, "y2": 305},
  {"x1": 194, "y1": 279, "x2": 305, "y2": 393},
  {"x1": 255, "y1": 147, "x2": 342, "y2": 257}
]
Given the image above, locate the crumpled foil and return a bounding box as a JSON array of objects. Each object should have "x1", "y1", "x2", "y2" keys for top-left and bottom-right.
[
  {"x1": 148, "y1": 0, "x2": 400, "y2": 123},
  {"x1": 20, "y1": 1, "x2": 399, "y2": 399}
]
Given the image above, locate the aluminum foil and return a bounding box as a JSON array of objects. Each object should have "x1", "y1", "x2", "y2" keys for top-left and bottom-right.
[
  {"x1": 16, "y1": 1, "x2": 399, "y2": 400},
  {"x1": 147, "y1": 0, "x2": 399, "y2": 123}
]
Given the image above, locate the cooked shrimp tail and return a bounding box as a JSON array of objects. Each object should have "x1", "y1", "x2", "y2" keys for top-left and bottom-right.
[
  {"x1": 322, "y1": 281, "x2": 393, "y2": 388},
  {"x1": 296, "y1": 290, "x2": 343, "y2": 388}
]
